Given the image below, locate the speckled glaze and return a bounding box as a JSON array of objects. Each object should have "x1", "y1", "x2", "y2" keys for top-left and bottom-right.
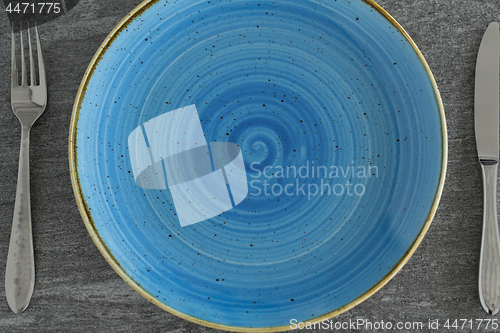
[{"x1": 69, "y1": 0, "x2": 447, "y2": 331}]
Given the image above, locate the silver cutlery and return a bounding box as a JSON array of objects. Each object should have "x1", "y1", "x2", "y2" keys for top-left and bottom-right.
[
  {"x1": 475, "y1": 21, "x2": 500, "y2": 315},
  {"x1": 5, "y1": 23, "x2": 47, "y2": 314}
]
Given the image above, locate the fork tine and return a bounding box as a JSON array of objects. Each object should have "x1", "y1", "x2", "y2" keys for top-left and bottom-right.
[
  {"x1": 27, "y1": 23, "x2": 35, "y2": 86},
  {"x1": 35, "y1": 23, "x2": 45, "y2": 87},
  {"x1": 11, "y1": 23, "x2": 18, "y2": 87},
  {"x1": 20, "y1": 23, "x2": 27, "y2": 87}
]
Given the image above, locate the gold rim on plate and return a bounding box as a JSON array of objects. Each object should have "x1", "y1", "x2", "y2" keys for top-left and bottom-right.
[{"x1": 68, "y1": 0, "x2": 447, "y2": 331}]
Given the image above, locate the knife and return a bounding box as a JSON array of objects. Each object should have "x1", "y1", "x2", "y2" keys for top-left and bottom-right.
[{"x1": 475, "y1": 21, "x2": 500, "y2": 315}]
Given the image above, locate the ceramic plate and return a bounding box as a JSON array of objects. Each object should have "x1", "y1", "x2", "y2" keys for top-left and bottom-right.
[{"x1": 69, "y1": 0, "x2": 447, "y2": 331}]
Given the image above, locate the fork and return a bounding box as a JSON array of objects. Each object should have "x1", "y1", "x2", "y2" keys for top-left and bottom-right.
[{"x1": 5, "y1": 23, "x2": 46, "y2": 314}]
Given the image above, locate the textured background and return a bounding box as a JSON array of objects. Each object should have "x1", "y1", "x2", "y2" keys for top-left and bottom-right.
[{"x1": 0, "y1": 0, "x2": 498, "y2": 332}]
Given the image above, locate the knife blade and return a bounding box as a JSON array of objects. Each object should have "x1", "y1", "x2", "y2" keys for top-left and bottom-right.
[{"x1": 475, "y1": 21, "x2": 500, "y2": 315}]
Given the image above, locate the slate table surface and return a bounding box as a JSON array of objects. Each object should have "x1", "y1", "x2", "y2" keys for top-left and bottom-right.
[{"x1": 0, "y1": 0, "x2": 498, "y2": 332}]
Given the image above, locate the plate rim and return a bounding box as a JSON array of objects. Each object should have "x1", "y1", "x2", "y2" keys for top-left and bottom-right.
[{"x1": 68, "y1": 0, "x2": 448, "y2": 331}]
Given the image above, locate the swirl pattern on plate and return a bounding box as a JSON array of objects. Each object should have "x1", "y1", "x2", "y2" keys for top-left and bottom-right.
[{"x1": 73, "y1": 0, "x2": 445, "y2": 329}]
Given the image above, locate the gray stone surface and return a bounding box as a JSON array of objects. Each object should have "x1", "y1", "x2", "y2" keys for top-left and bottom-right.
[{"x1": 0, "y1": 0, "x2": 498, "y2": 332}]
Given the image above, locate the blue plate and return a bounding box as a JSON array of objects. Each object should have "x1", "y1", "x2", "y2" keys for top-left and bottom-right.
[{"x1": 69, "y1": 0, "x2": 447, "y2": 331}]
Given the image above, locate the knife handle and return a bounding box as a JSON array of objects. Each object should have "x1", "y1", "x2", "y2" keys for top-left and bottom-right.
[{"x1": 479, "y1": 161, "x2": 500, "y2": 314}]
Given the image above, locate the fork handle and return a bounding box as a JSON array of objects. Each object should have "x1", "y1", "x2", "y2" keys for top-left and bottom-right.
[
  {"x1": 479, "y1": 162, "x2": 500, "y2": 315},
  {"x1": 5, "y1": 124, "x2": 34, "y2": 314}
]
